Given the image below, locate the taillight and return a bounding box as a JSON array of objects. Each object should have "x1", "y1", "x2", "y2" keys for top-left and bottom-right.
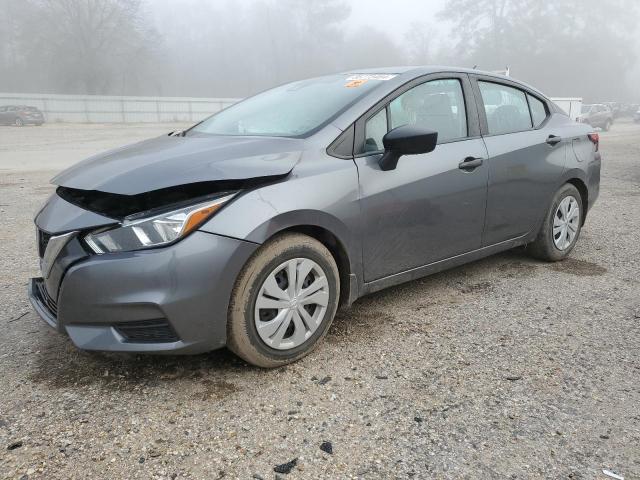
[{"x1": 588, "y1": 133, "x2": 599, "y2": 152}]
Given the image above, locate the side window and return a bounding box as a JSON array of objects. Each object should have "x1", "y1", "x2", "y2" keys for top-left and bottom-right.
[
  {"x1": 389, "y1": 79, "x2": 467, "y2": 143},
  {"x1": 479, "y1": 81, "x2": 532, "y2": 135},
  {"x1": 363, "y1": 108, "x2": 387, "y2": 153},
  {"x1": 527, "y1": 94, "x2": 548, "y2": 128}
]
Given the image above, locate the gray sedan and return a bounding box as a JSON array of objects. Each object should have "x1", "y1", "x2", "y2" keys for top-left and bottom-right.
[{"x1": 29, "y1": 67, "x2": 601, "y2": 367}]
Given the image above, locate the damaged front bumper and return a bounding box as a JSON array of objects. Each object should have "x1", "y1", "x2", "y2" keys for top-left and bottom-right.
[{"x1": 29, "y1": 223, "x2": 258, "y2": 355}]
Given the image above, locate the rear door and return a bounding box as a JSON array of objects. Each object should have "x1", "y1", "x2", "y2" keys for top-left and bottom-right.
[
  {"x1": 471, "y1": 76, "x2": 567, "y2": 246},
  {"x1": 354, "y1": 73, "x2": 489, "y2": 282}
]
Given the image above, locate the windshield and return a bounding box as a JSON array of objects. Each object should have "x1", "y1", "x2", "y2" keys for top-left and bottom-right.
[
  {"x1": 581, "y1": 105, "x2": 592, "y2": 114},
  {"x1": 190, "y1": 74, "x2": 394, "y2": 137}
]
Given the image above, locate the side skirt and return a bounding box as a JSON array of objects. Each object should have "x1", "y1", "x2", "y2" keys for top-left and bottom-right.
[{"x1": 359, "y1": 234, "x2": 529, "y2": 297}]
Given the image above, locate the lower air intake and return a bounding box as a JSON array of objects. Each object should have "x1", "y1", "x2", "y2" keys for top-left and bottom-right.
[{"x1": 114, "y1": 319, "x2": 179, "y2": 343}]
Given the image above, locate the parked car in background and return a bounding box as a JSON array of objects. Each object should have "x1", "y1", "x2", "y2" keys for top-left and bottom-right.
[
  {"x1": 577, "y1": 104, "x2": 613, "y2": 131},
  {"x1": 29, "y1": 67, "x2": 601, "y2": 367},
  {"x1": 0, "y1": 105, "x2": 44, "y2": 126},
  {"x1": 618, "y1": 103, "x2": 638, "y2": 117},
  {"x1": 603, "y1": 102, "x2": 621, "y2": 118},
  {"x1": 634, "y1": 106, "x2": 640, "y2": 123}
]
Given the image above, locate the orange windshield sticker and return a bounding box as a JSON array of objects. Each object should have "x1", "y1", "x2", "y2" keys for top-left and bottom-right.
[{"x1": 345, "y1": 79, "x2": 368, "y2": 88}]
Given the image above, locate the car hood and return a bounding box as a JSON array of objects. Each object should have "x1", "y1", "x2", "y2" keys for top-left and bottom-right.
[{"x1": 52, "y1": 134, "x2": 303, "y2": 195}]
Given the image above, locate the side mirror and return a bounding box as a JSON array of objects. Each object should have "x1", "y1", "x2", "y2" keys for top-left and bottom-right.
[{"x1": 379, "y1": 125, "x2": 438, "y2": 171}]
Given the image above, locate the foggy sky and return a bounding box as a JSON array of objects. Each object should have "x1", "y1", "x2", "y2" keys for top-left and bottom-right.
[
  {"x1": 345, "y1": 0, "x2": 448, "y2": 40},
  {"x1": 1, "y1": 0, "x2": 638, "y2": 102}
]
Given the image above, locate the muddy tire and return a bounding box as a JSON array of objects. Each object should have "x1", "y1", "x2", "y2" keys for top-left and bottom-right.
[
  {"x1": 227, "y1": 233, "x2": 340, "y2": 368},
  {"x1": 527, "y1": 183, "x2": 583, "y2": 262}
]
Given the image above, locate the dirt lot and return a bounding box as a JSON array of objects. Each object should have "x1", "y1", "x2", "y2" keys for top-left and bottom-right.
[{"x1": 1, "y1": 122, "x2": 639, "y2": 480}]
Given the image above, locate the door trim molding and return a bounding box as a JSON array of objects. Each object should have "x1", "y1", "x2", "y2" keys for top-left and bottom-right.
[{"x1": 359, "y1": 233, "x2": 529, "y2": 297}]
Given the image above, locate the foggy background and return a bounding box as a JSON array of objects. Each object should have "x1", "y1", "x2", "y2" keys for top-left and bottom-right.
[{"x1": 1, "y1": 0, "x2": 638, "y2": 103}]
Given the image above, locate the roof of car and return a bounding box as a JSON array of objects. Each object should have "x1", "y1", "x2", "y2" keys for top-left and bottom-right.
[
  {"x1": 343, "y1": 65, "x2": 546, "y2": 97},
  {"x1": 346, "y1": 65, "x2": 508, "y2": 78}
]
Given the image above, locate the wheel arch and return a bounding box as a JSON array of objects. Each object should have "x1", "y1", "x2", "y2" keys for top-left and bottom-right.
[
  {"x1": 565, "y1": 177, "x2": 589, "y2": 225},
  {"x1": 264, "y1": 222, "x2": 357, "y2": 308}
]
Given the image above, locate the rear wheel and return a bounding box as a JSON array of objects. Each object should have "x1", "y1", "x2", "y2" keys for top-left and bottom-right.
[
  {"x1": 527, "y1": 183, "x2": 583, "y2": 261},
  {"x1": 227, "y1": 233, "x2": 340, "y2": 368},
  {"x1": 604, "y1": 119, "x2": 611, "y2": 131},
  {"x1": 14, "y1": 117, "x2": 24, "y2": 127}
]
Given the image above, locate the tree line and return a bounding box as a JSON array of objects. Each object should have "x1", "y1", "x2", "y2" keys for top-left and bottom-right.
[{"x1": 0, "y1": 0, "x2": 637, "y2": 102}]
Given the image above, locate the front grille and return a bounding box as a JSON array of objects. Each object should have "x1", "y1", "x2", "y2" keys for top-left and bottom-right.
[
  {"x1": 34, "y1": 278, "x2": 58, "y2": 317},
  {"x1": 114, "y1": 320, "x2": 179, "y2": 343},
  {"x1": 38, "y1": 229, "x2": 52, "y2": 258}
]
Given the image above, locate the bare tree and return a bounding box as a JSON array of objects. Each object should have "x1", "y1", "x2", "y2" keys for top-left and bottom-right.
[
  {"x1": 405, "y1": 22, "x2": 435, "y2": 65},
  {"x1": 440, "y1": 0, "x2": 639, "y2": 100},
  {"x1": 5, "y1": 0, "x2": 159, "y2": 94}
]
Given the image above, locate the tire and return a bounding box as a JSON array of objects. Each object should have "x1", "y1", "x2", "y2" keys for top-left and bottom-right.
[
  {"x1": 227, "y1": 233, "x2": 340, "y2": 368},
  {"x1": 527, "y1": 183, "x2": 583, "y2": 262},
  {"x1": 604, "y1": 119, "x2": 611, "y2": 131},
  {"x1": 14, "y1": 117, "x2": 24, "y2": 127}
]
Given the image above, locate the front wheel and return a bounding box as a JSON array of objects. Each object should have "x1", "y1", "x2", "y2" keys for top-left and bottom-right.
[
  {"x1": 604, "y1": 119, "x2": 611, "y2": 131},
  {"x1": 227, "y1": 233, "x2": 340, "y2": 368},
  {"x1": 14, "y1": 117, "x2": 24, "y2": 127},
  {"x1": 527, "y1": 184, "x2": 583, "y2": 261}
]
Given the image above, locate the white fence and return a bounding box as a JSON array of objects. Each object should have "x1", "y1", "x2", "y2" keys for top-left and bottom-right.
[{"x1": 0, "y1": 92, "x2": 241, "y2": 123}]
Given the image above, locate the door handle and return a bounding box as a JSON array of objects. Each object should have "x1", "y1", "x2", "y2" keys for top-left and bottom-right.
[
  {"x1": 458, "y1": 157, "x2": 484, "y2": 171},
  {"x1": 546, "y1": 135, "x2": 562, "y2": 146}
]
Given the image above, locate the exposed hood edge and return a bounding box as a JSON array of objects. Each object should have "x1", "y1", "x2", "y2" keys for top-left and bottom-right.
[{"x1": 56, "y1": 172, "x2": 292, "y2": 220}]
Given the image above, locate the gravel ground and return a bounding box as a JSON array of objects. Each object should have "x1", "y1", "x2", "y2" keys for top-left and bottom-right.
[{"x1": 0, "y1": 122, "x2": 639, "y2": 480}]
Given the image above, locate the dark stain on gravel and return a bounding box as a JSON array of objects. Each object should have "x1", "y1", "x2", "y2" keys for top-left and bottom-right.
[
  {"x1": 458, "y1": 281, "x2": 493, "y2": 294},
  {"x1": 200, "y1": 379, "x2": 240, "y2": 400},
  {"x1": 327, "y1": 309, "x2": 394, "y2": 343},
  {"x1": 498, "y1": 260, "x2": 538, "y2": 277},
  {"x1": 29, "y1": 347, "x2": 243, "y2": 391},
  {"x1": 550, "y1": 258, "x2": 607, "y2": 276}
]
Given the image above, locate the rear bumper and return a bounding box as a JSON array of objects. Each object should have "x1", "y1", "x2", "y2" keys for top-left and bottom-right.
[{"x1": 28, "y1": 231, "x2": 258, "y2": 355}]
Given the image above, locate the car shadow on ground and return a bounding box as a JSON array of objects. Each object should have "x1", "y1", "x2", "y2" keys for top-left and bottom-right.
[{"x1": 27, "y1": 247, "x2": 578, "y2": 391}]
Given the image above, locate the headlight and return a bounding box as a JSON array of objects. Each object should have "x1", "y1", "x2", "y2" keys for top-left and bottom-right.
[{"x1": 84, "y1": 194, "x2": 235, "y2": 254}]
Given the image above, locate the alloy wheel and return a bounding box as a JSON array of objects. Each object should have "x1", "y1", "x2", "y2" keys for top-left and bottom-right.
[
  {"x1": 254, "y1": 258, "x2": 329, "y2": 350},
  {"x1": 553, "y1": 195, "x2": 580, "y2": 250}
]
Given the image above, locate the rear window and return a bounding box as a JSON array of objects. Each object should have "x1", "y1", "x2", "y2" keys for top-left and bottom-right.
[
  {"x1": 478, "y1": 82, "x2": 533, "y2": 135},
  {"x1": 527, "y1": 94, "x2": 548, "y2": 127}
]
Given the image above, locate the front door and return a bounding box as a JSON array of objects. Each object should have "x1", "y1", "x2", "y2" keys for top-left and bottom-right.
[{"x1": 354, "y1": 75, "x2": 489, "y2": 282}]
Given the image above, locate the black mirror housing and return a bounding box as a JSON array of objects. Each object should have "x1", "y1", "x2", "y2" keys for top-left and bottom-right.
[{"x1": 379, "y1": 125, "x2": 438, "y2": 171}]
